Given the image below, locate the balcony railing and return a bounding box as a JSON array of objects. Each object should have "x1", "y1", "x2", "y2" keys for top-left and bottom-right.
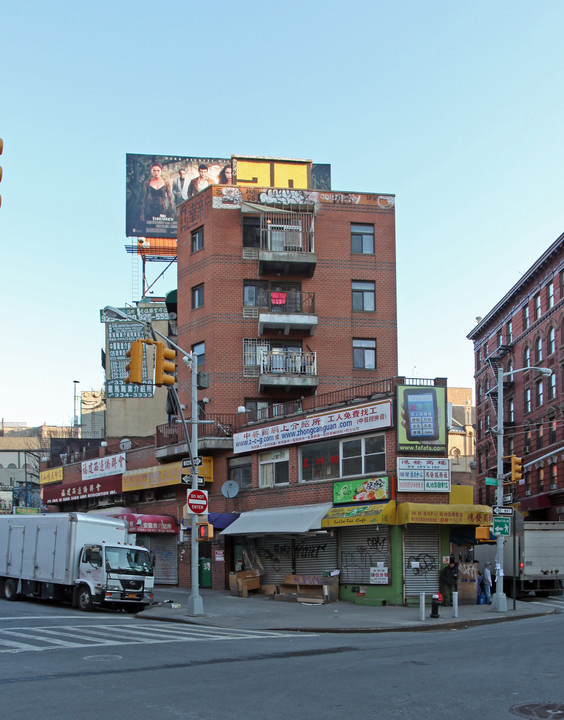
[
  {"x1": 257, "y1": 291, "x2": 315, "y2": 315},
  {"x1": 155, "y1": 413, "x2": 239, "y2": 448},
  {"x1": 259, "y1": 211, "x2": 315, "y2": 254},
  {"x1": 259, "y1": 350, "x2": 317, "y2": 376}
]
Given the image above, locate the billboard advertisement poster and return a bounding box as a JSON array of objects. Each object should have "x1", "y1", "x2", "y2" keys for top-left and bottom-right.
[
  {"x1": 396, "y1": 385, "x2": 447, "y2": 454},
  {"x1": 333, "y1": 476, "x2": 390, "y2": 504},
  {"x1": 126, "y1": 153, "x2": 229, "y2": 239}
]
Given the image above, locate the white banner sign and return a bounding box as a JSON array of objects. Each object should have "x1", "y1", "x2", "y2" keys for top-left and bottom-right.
[
  {"x1": 396, "y1": 457, "x2": 451, "y2": 492},
  {"x1": 370, "y1": 566, "x2": 389, "y2": 584},
  {"x1": 82, "y1": 453, "x2": 126, "y2": 481},
  {"x1": 233, "y1": 399, "x2": 392, "y2": 454}
]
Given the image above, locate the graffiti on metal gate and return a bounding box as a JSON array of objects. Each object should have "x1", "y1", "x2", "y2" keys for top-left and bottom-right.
[
  {"x1": 406, "y1": 553, "x2": 438, "y2": 578},
  {"x1": 341, "y1": 536, "x2": 389, "y2": 584}
]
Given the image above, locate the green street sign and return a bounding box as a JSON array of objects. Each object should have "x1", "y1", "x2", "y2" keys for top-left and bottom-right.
[
  {"x1": 485, "y1": 477, "x2": 498, "y2": 486},
  {"x1": 493, "y1": 517, "x2": 511, "y2": 536}
]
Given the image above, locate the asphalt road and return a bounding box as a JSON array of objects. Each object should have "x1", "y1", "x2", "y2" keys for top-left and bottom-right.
[{"x1": 0, "y1": 597, "x2": 562, "y2": 720}]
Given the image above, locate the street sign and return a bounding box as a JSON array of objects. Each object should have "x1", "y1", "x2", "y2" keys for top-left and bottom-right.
[
  {"x1": 182, "y1": 456, "x2": 202, "y2": 469},
  {"x1": 181, "y1": 472, "x2": 204, "y2": 487},
  {"x1": 485, "y1": 477, "x2": 498, "y2": 486},
  {"x1": 493, "y1": 517, "x2": 511, "y2": 536},
  {"x1": 493, "y1": 506, "x2": 514, "y2": 516},
  {"x1": 186, "y1": 488, "x2": 208, "y2": 515}
]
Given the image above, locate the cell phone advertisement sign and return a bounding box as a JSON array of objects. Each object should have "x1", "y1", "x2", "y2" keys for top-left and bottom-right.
[
  {"x1": 396, "y1": 385, "x2": 447, "y2": 454},
  {"x1": 397, "y1": 457, "x2": 451, "y2": 492}
]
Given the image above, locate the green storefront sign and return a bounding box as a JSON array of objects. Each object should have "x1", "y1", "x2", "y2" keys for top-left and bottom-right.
[{"x1": 333, "y1": 477, "x2": 390, "y2": 504}]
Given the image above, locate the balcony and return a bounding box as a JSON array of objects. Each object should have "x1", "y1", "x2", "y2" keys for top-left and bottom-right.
[
  {"x1": 258, "y1": 350, "x2": 319, "y2": 394},
  {"x1": 154, "y1": 413, "x2": 238, "y2": 460},
  {"x1": 256, "y1": 291, "x2": 317, "y2": 335},
  {"x1": 258, "y1": 212, "x2": 317, "y2": 277}
]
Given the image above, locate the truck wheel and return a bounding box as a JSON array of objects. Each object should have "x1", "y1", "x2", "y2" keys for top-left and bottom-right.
[
  {"x1": 77, "y1": 585, "x2": 93, "y2": 612},
  {"x1": 4, "y1": 579, "x2": 20, "y2": 601}
]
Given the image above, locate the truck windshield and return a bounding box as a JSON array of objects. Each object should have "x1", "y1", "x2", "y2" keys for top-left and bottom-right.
[{"x1": 104, "y1": 547, "x2": 153, "y2": 576}]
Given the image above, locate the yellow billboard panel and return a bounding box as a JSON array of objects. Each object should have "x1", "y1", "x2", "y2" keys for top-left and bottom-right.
[
  {"x1": 273, "y1": 162, "x2": 309, "y2": 189},
  {"x1": 235, "y1": 160, "x2": 272, "y2": 187},
  {"x1": 122, "y1": 457, "x2": 213, "y2": 492},
  {"x1": 40, "y1": 467, "x2": 63, "y2": 486}
]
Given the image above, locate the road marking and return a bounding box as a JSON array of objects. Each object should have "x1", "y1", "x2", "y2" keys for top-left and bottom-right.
[{"x1": 0, "y1": 623, "x2": 311, "y2": 654}]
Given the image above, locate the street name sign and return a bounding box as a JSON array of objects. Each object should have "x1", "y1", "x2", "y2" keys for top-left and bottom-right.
[
  {"x1": 485, "y1": 477, "x2": 498, "y2": 486},
  {"x1": 493, "y1": 517, "x2": 511, "y2": 536},
  {"x1": 182, "y1": 456, "x2": 202, "y2": 469},
  {"x1": 186, "y1": 489, "x2": 208, "y2": 514},
  {"x1": 493, "y1": 506, "x2": 514, "y2": 516}
]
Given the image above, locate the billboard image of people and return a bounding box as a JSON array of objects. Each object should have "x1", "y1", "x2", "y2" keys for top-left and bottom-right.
[{"x1": 126, "y1": 153, "x2": 230, "y2": 238}]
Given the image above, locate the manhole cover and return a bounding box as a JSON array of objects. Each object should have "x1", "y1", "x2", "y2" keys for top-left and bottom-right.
[
  {"x1": 510, "y1": 702, "x2": 564, "y2": 718},
  {"x1": 83, "y1": 654, "x2": 123, "y2": 662}
]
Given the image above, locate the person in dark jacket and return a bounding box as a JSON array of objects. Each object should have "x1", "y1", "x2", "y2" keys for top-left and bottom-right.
[{"x1": 440, "y1": 557, "x2": 458, "y2": 606}]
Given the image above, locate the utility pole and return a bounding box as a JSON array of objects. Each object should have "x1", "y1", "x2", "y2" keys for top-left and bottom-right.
[{"x1": 494, "y1": 366, "x2": 508, "y2": 612}]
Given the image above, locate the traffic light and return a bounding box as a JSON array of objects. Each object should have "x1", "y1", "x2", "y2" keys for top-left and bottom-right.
[
  {"x1": 125, "y1": 339, "x2": 144, "y2": 384},
  {"x1": 197, "y1": 523, "x2": 213, "y2": 541},
  {"x1": 511, "y1": 455, "x2": 523, "y2": 483},
  {"x1": 475, "y1": 526, "x2": 491, "y2": 541},
  {"x1": 154, "y1": 342, "x2": 176, "y2": 386}
]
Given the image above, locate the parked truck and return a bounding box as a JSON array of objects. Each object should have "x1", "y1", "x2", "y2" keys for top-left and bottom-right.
[
  {"x1": 0, "y1": 512, "x2": 155, "y2": 611},
  {"x1": 474, "y1": 519, "x2": 564, "y2": 598}
]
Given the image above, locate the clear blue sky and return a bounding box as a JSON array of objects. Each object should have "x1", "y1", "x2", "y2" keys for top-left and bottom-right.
[{"x1": 1, "y1": 0, "x2": 563, "y2": 427}]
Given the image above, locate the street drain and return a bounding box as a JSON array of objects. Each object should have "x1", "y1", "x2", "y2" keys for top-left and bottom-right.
[
  {"x1": 510, "y1": 702, "x2": 564, "y2": 718},
  {"x1": 83, "y1": 654, "x2": 123, "y2": 662}
]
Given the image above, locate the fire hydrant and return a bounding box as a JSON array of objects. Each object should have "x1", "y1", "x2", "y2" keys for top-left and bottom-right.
[{"x1": 430, "y1": 592, "x2": 443, "y2": 618}]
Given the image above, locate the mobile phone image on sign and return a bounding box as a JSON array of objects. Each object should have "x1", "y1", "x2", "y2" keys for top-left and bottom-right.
[{"x1": 404, "y1": 388, "x2": 439, "y2": 442}]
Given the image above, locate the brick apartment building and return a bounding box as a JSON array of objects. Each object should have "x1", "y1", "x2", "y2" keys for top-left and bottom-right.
[{"x1": 468, "y1": 231, "x2": 564, "y2": 520}]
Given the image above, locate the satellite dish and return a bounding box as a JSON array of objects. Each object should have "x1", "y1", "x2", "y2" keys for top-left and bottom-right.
[
  {"x1": 120, "y1": 438, "x2": 132, "y2": 451},
  {"x1": 221, "y1": 481, "x2": 239, "y2": 499}
]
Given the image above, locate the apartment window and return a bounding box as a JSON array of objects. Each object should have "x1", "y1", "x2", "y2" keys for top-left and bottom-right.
[
  {"x1": 549, "y1": 372, "x2": 556, "y2": 400},
  {"x1": 259, "y1": 449, "x2": 289, "y2": 487},
  {"x1": 507, "y1": 360, "x2": 514, "y2": 381},
  {"x1": 507, "y1": 398, "x2": 514, "y2": 423},
  {"x1": 192, "y1": 283, "x2": 204, "y2": 309},
  {"x1": 477, "y1": 383, "x2": 482, "y2": 405},
  {"x1": 536, "y1": 423, "x2": 543, "y2": 450},
  {"x1": 228, "y1": 457, "x2": 252, "y2": 490},
  {"x1": 523, "y1": 346, "x2": 530, "y2": 368},
  {"x1": 352, "y1": 281, "x2": 375, "y2": 311},
  {"x1": 536, "y1": 379, "x2": 544, "y2": 408},
  {"x1": 524, "y1": 428, "x2": 532, "y2": 453},
  {"x1": 243, "y1": 338, "x2": 270, "y2": 366},
  {"x1": 478, "y1": 419, "x2": 483, "y2": 441},
  {"x1": 192, "y1": 341, "x2": 205, "y2": 367},
  {"x1": 547, "y1": 281, "x2": 554, "y2": 309},
  {"x1": 524, "y1": 387, "x2": 531, "y2": 413},
  {"x1": 523, "y1": 305, "x2": 530, "y2": 329},
  {"x1": 550, "y1": 419, "x2": 557, "y2": 444},
  {"x1": 243, "y1": 217, "x2": 260, "y2": 248},
  {"x1": 351, "y1": 223, "x2": 374, "y2": 254},
  {"x1": 191, "y1": 226, "x2": 204, "y2": 253},
  {"x1": 535, "y1": 337, "x2": 543, "y2": 363},
  {"x1": 525, "y1": 471, "x2": 531, "y2": 495},
  {"x1": 243, "y1": 399, "x2": 274, "y2": 422},
  {"x1": 534, "y1": 293, "x2": 541, "y2": 321},
  {"x1": 548, "y1": 327, "x2": 556, "y2": 355},
  {"x1": 483, "y1": 341, "x2": 488, "y2": 360},
  {"x1": 353, "y1": 338, "x2": 376, "y2": 369},
  {"x1": 507, "y1": 320, "x2": 513, "y2": 343},
  {"x1": 537, "y1": 468, "x2": 543, "y2": 494},
  {"x1": 507, "y1": 437, "x2": 514, "y2": 456},
  {"x1": 550, "y1": 464, "x2": 557, "y2": 490},
  {"x1": 561, "y1": 270, "x2": 564, "y2": 300},
  {"x1": 497, "y1": 331, "x2": 503, "y2": 347},
  {"x1": 342, "y1": 434, "x2": 386, "y2": 476},
  {"x1": 243, "y1": 281, "x2": 268, "y2": 306}
]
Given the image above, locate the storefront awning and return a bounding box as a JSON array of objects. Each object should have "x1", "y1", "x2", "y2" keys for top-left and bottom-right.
[
  {"x1": 396, "y1": 502, "x2": 492, "y2": 526},
  {"x1": 119, "y1": 513, "x2": 178, "y2": 534},
  {"x1": 181, "y1": 511, "x2": 239, "y2": 530},
  {"x1": 221, "y1": 503, "x2": 332, "y2": 535},
  {"x1": 322, "y1": 500, "x2": 396, "y2": 528},
  {"x1": 519, "y1": 494, "x2": 551, "y2": 511}
]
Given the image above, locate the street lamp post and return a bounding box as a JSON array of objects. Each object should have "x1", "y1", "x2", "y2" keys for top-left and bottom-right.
[
  {"x1": 103, "y1": 305, "x2": 204, "y2": 616},
  {"x1": 494, "y1": 364, "x2": 552, "y2": 613}
]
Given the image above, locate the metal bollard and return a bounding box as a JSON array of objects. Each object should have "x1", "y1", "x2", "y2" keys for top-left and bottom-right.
[
  {"x1": 419, "y1": 592, "x2": 425, "y2": 622},
  {"x1": 452, "y1": 591, "x2": 459, "y2": 618}
]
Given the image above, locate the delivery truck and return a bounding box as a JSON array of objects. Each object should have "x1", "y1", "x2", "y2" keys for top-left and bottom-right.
[
  {"x1": 0, "y1": 512, "x2": 154, "y2": 611},
  {"x1": 474, "y1": 519, "x2": 564, "y2": 598}
]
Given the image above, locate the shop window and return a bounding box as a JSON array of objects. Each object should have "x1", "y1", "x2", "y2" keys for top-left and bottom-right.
[
  {"x1": 341, "y1": 434, "x2": 385, "y2": 476},
  {"x1": 300, "y1": 439, "x2": 340, "y2": 482},
  {"x1": 259, "y1": 449, "x2": 289, "y2": 487}
]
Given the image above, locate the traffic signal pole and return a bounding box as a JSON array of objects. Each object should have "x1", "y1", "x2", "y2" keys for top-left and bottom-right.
[{"x1": 494, "y1": 366, "x2": 508, "y2": 612}]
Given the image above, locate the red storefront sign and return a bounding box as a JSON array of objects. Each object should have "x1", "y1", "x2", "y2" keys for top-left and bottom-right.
[{"x1": 42, "y1": 475, "x2": 122, "y2": 505}]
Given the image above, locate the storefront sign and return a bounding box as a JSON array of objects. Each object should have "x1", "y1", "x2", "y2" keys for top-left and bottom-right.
[
  {"x1": 370, "y1": 566, "x2": 389, "y2": 584},
  {"x1": 39, "y1": 466, "x2": 63, "y2": 486},
  {"x1": 396, "y1": 385, "x2": 447, "y2": 454},
  {"x1": 42, "y1": 476, "x2": 122, "y2": 505},
  {"x1": 82, "y1": 453, "x2": 126, "y2": 482},
  {"x1": 396, "y1": 502, "x2": 492, "y2": 525},
  {"x1": 322, "y1": 501, "x2": 396, "y2": 527},
  {"x1": 397, "y1": 457, "x2": 451, "y2": 492},
  {"x1": 215, "y1": 550, "x2": 225, "y2": 562},
  {"x1": 233, "y1": 399, "x2": 393, "y2": 454},
  {"x1": 333, "y1": 476, "x2": 390, "y2": 504},
  {"x1": 122, "y1": 458, "x2": 213, "y2": 492}
]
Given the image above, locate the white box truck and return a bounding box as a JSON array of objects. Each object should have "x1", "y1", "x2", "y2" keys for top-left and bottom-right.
[
  {"x1": 0, "y1": 512, "x2": 155, "y2": 611},
  {"x1": 474, "y1": 519, "x2": 564, "y2": 598}
]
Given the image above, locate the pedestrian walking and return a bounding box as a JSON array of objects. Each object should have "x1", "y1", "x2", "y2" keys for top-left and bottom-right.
[
  {"x1": 483, "y1": 561, "x2": 493, "y2": 604},
  {"x1": 440, "y1": 556, "x2": 458, "y2": 606},
  {"x1": 475, "y1": 560, "x2": 483, "y2": 600}
]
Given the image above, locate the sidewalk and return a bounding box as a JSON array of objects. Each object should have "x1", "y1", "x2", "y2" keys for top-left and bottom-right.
[{"x1": 136, "y1": 586, "x2": 555, "y2": 633}]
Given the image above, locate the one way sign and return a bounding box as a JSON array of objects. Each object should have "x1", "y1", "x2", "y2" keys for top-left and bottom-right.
[{"x1": 493, "y1": 506, "x2": 514, "y2": 516}]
